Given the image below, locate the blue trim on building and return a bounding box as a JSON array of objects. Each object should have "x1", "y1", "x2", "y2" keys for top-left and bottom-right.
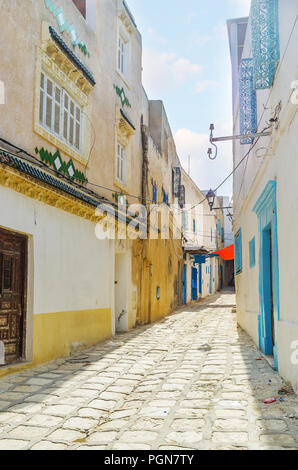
[
  {"x1": 249, "y1": 237, "x2": 256, "y2": 268},
  {"x1": 235, "y1": 228, "x2": 243, "y2": 275},
  {"x1": 253, "y1": 180, "x2": 280, "y2": 370}
]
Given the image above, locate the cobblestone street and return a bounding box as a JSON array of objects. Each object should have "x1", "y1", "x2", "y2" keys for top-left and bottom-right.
[{"x1": 0, "y1": 291, "x2": 297, "y2": 450}]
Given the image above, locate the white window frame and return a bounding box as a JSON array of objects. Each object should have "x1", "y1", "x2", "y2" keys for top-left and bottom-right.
[
  {"x1": 117, "y1": 27, "x2": 130, "y2": 82},
  {"x1": 39, "y1": 71, "x2": 83, "y2": 154},
  {"x1": 116, "y1": 141, "x2": 127, "y2": 185}
]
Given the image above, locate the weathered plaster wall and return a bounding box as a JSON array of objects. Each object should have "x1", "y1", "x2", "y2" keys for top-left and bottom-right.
[{"x1": 0, "y1": 184, "x2": 113, "y2": 367}]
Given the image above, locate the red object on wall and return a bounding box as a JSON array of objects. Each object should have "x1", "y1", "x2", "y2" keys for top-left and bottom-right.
[
  {"x1": 213, "y1": 244, "x2": 235, "y2": 261},
  {"x1": 72, "y1": 0, "x2": 86, "y2": 19}
]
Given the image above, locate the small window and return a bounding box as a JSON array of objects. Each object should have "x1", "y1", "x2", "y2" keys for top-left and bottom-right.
[
  {"x1": 249, "y1": 237, "x2": 256, "y2": 268},
  {"x1": 193, "y1": 219, "x2": 196, "y2": 233},
  {"x1": 116, "y1": 142, "x2": 126, "y2": 184},
  {"x1": 235, "y1": 229, "x2": 243, "y2": 275},
  {"x1": 118, "y1": 36, "x2": 125, "y2": 75},
  {"x1": 222, "y1": 228, "x2": 225, "y2": 243},
  {"x1": 117, "y1": 29, "x2": 130, "y2": 81},
  {"x1": 182, "y1": 211, "x2": 188, "y2": 231}
]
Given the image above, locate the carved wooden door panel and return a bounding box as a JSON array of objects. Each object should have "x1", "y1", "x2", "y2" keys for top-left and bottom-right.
[{"x1": 0, "y1": 229, "x2": 26, "y2": 365}]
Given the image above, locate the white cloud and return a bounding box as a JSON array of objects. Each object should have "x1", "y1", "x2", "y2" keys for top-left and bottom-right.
[
  {"x1": 194, "y1": 80, "x2": 219, "y2": 94},
  {"x1": 228, "y1": 0, "x2": 251, "y2": 13},
  {"x1": 142, "y1": 47, "x2": 203, "y2": 97},
  {"x1": 174, "y1": 123, "x2": 233, "y2": 197},
  {"x1": 147, "y1": 28, "x2": 168, "y2": 45}
]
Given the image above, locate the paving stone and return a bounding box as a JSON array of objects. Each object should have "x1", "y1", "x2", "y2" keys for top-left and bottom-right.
[
  {"x1": 212, "y1": 432, "x2": 248, "y2": 444},
  {"x1": 98, "y1": 419, "x2": 129, "y2": 431},
  {"x1": 8, "y1": 403, "x2": 43, "y2": 414},
  {"x1": 47, "y1": 429, "x2": 85, "y2": 443},
  {"x1": 256, "y1": 419, "x2": 288, "y2": 433},
  {"x1": 71, "y1": 389, "x2": 100, "y2": 399},
  {"x1": 30, "y1": 441, "x2": 67, "y2": 450},
  {"x1": 260, "y1": 434, "x2": 296, "y2": 448},
  {"x1": 0, "y1": 439, "x2": 30, "y2": 450},
  {"x1": 215, "y1": 409, "x2": 247, "y2": 419},
  {"x1": 26, "y1": 415, "x2": 63, "y2": 427},
  {"x1": 109, "y1": 409, "x2": 136, "y2": 420},
  {"x1": 148, "y1": 400, "x2": 176, "y2": 408},
  {"x1": 171, "y1": 419, "x2": 205, "y2": 431},
  {"x1": 42, "y1": 405, "x2": 78, "y2": 417},
  {"x1": 165, "y1": 431, "x2": 203, "y2": 446},
  {"x1": 88, "y1": 400, "x2": 116, "y2": 411},
  {"x1": 2, "y1": 392, "x2": 29, "y2": 401},
  {"x1": 112, "y1": 443, "x2": 151, "y2": 450},
  {"x1": 120, "y1": 431, "x2": 157, "y2": 443},
  {"x1": 139, "y1": 407, "x2": 170, "y2": 418},
  {"x1": 214, "y1": 419, "x2": 248, "y2": 431},
  {"x1": 63, "y1": 417, "x2": 97, "y2": 431},
  {"x1": 26, "y1": 378, "x2": 54, "y2": 386},
  {"x1": 175, "y1": 408, "x2": 209, "y2": 418},
  {"x1": 87, "y1": 431, "x2": 117, "y2": 444},
  {"x1": 77, "y1": 445, "x2": 107, "y2": 450},
  {"x1": 8, "y1": 425, "x2": 48, "y2": 439},
  {"x1": 130, "y1": 418, "x2": 163, "y2": 431},
  {"x1": 13, "y1": 385, "x2": 42, "y2": 393},
  {"x1": 78, "y1": 408, "x2": 107, "y2": 419}
]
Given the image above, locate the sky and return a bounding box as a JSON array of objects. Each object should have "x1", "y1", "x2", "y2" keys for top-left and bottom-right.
[{"x1": 127, "y1": 0, "x2": 251, "y2": 197}]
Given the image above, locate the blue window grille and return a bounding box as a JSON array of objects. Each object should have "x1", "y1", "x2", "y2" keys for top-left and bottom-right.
[
  {"x1": 222, "y1": 228, "x2": 225, "y2": 243},
  {"x1": 239, "y1": 58, "x2": 257, "y2": 145},
  {"x1": 152, "y1": 184, "x2": 157, "y2": 203},
  {"x1": 251, "y1": 0, "x2": 280, "y2": 90},
  {"x1": 193, "y1": 219, "x2": 196, "y2": 233},
  {"x1": 235, "y1": 229, "x2": 243, "y2": 275},
  {"x1": 249, "y1": 237, "x2": 256, "y2": 268}
]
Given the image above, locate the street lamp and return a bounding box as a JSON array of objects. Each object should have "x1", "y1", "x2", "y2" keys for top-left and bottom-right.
[{"x1": 206, "y1": 189, "x2": 216, "y2": 211}]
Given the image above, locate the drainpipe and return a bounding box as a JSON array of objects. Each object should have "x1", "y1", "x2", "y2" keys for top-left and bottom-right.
[{"x1": 141, "y1": 121, "x2": 149, "y2": 208}]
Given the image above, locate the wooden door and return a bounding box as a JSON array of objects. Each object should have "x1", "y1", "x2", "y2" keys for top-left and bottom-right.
[{"x1": 0, "y1": 228, "x2": 26, "y2": 365}]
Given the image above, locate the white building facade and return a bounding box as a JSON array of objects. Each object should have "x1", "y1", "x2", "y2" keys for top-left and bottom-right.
[{"x1": 228, "y1": 0, "x2": 298, "y2": 391}]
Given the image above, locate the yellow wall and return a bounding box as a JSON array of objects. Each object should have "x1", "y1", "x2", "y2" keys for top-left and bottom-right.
[
  {"x1": 0, "y1": 309, "x2": 112, "y2": 379},
  {"x1": 33, "y1": 309, "x2": 112, "y2": 364}
]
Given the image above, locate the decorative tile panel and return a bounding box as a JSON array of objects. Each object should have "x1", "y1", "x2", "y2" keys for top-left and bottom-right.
[
  {"x1": 239, "y1": 58, "x2": 257, "y2": 145},
  {"x1": 251, "y1": 0, "x2": 280, "y2": 89}
]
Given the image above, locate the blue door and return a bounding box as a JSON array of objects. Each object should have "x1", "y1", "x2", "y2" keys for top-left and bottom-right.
[
  {"x1": 191, "y1": 267, "x2": 198, "y2": 301},
  {"x1": 253, "y1": 181, "x2": 280, "y2": 370},
  {"x1": 198, "y1": 264, "x2": 202, "y2": 295},
  {"x1": 182, "y1": 265, "x2": 187, "y2": 304}
]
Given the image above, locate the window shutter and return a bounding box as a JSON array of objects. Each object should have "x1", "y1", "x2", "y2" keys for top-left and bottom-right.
[{"x1": 54, "y1": 86, "x2": 61, "y2": 134}]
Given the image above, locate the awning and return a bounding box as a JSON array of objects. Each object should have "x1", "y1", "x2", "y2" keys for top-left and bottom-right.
[{"x1": 213, "y1": 244, "x2": 234, "y2": 261}]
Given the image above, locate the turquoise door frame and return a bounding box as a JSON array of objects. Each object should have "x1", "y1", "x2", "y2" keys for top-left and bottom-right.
[{"x1": 253, "y1": 181, "x2": 280, "y2": 370}]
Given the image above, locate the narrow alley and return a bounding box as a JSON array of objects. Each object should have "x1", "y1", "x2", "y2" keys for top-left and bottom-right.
[{"x1": 0, "y1": 291, "x2": 297, "y2": 451}]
